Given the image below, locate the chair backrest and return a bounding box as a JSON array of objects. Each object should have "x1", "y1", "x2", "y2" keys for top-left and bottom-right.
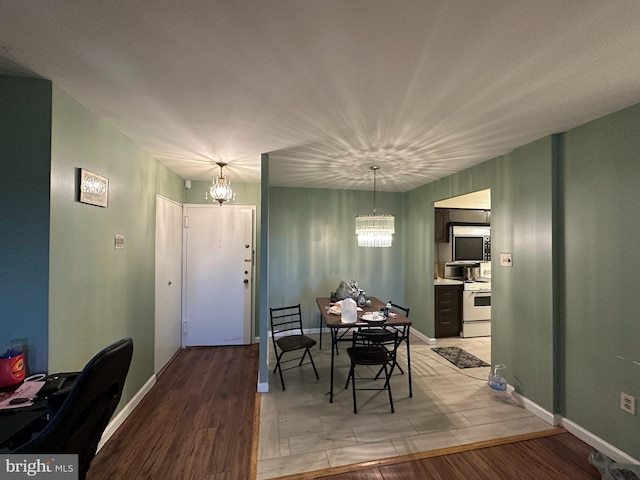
[
  {"x1": 354, "y1": 328, "x2": 399, "y2": 352},
  {"x1": 390, "y1": 302, "x2": 410, "y2": 318},
  {"x1": 269, "y1": 304, "x2": 304, "y2": 337},
  {"x1": 15, "y1": 337, "x2": 134, "y2": 480}
]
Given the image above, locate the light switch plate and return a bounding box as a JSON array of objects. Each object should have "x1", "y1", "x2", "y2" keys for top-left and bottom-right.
[
  {"x1": 114, "y1": 234, "x2": 124, "y2": 249},
  {"x1": 500, "y1": 253, "x2": 513, "y2": 267}
]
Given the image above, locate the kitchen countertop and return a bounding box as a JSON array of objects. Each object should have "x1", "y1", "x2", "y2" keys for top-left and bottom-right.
[{"x1": 434, "y1": 278, "x2": 464, "y2": 286}]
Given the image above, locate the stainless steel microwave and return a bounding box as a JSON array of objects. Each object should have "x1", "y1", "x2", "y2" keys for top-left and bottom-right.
[{"x1": 451, "y1": 225, "x2": 491, "y2": 262}]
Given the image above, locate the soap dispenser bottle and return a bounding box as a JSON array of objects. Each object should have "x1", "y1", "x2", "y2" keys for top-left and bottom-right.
[{"x1": 488, "y1": 364, "x2": 507, "y2": 391}]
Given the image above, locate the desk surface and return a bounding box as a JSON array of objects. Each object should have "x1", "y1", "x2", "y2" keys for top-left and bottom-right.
[
  {"x1": 316, "y1": 297, "x2": 411, "y2": 328},
  {"x1": 0, "y1": 402, "x2": 48, "y2": 449}
]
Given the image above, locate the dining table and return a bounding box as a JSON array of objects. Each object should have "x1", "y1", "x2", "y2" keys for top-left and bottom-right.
[{"x1": 315, "y1": 296, "x2": 412, "y2": 403}]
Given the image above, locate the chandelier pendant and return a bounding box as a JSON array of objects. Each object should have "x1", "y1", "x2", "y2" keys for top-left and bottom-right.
[
  {"x1": 206, "y1": 162, "x2": 233, "y2": 206},
  {"x1": 355, "y1": 165, "x2": 395, "y2": 247}
]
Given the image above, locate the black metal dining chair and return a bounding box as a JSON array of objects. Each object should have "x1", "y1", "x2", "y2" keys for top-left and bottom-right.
[
  {"x1": 388, "y1": 302, "x2": 412, "y2": 397},
  {"x1": 345, "y1": 328, "x2": 399, "y2": 413},
  {"x1": 390, "y1": 302, "x2": 410, "y2": 318},
  {"x1": 269, "y1": 304, "x2": 319, "y2": 390}
]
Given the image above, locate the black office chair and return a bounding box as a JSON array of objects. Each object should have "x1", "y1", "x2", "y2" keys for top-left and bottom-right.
[
  {"x1": 345, "y1": 329, "x2": 399, "y2": 413},
  {"x1": 270, "y1": 304, "x2": 319, "y2": 390},
  {"x1": 13, "y1": 337, "x2": 134, "y2": 480}
]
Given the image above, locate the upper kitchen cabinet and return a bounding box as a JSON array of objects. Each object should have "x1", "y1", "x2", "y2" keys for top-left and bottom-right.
[
  {"x1": 435, "y1": 208, "x2": 490, "y2": 243},
  {"x1": 449, "y1": 208, "x2": 490, "y2": 225},
  {"x1": 434, "y1": 208, "x2": 450, "y2": 242}
]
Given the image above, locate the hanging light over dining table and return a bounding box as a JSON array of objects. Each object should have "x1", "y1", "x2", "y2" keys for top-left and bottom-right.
[
  {"x1": 206, "y1": 161, "x2": 233, "y2": 206},
  {"x1": 355, "y1": 165, "x2": 395, "y2": 247}
]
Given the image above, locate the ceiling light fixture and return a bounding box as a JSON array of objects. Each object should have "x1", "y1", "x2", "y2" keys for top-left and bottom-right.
[
  {"x1": 206, "y1": 162, "x2": 233, "y2": 206},
  {"x1": 355, "y1": 165, "x2": 395, "y2": 247}
]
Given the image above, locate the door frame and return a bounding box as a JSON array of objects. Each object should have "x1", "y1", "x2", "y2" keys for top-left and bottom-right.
[
  {"x1": 181, "y1": 203, "x2": 256, "y2": 347},
  {"x1": 155, "y1": 195, "x2": 183, "y2": 373}
]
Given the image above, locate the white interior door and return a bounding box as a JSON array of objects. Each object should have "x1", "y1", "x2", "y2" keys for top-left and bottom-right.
[
  {"x1": 155, "y1": 195, "x2": 183, "y2": 373},
  {"x1": 183, "y1": 204, "x2": 254, "y2": 346}
]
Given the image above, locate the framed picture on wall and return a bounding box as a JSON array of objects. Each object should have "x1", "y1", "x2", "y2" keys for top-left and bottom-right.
[{"x1": 79, "y1": 168, "x2": 109, "y2": 207}]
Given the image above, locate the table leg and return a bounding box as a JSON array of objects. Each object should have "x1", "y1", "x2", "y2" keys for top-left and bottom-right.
[
  {"x1": 319, "y1": 312, "x2": 323, "y2": 350},
  {"x1": 405, "y1": 326, "x2": 412, "y2": 397},
  {"x1": 330, "y1": 327, "x2": 336, "y2": 403}
]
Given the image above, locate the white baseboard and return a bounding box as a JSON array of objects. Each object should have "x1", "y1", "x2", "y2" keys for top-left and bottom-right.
[
  {"x1": 510, "y1": 390, "x2": 556, "y2": 426},
  {"x1": 409, "y1": 328, "x2": 436, "y2": 345},
  {"x1": 511, "y1": 391, "x2": 639, "y2": 465},
  {"x1": 560, "y1": 417, "x2": 639, "y2": 465},
  {"x1": 97, "y1": 374, "x2": 156, "y2": 452}
]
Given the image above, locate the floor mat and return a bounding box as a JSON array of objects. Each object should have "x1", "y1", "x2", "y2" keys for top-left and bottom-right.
[{"x1": 431, "y1": 346, "x2": 490, "y2": 368}]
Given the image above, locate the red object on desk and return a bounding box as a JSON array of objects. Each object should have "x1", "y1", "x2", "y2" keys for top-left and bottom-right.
[{"x1": 0, "y1": 351, "x2": 25, "y2": 388}]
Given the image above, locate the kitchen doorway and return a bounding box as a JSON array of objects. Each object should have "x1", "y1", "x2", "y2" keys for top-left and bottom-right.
[{"x1": 434, "y1": 189, "x2": 492, "y2": 342}]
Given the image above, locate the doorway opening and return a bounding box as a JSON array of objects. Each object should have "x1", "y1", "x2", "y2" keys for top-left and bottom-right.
[{"x1": 433, "y1": 189, "x2": 492, "y2": 364}]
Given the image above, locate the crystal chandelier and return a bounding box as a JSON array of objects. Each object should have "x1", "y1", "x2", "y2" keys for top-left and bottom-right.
[
  {"x1": 355, "y1": 165, "x2": 395, "y2": 247},
  {"x1": 205, "y1": 162, "x2": 233, "y2": 206}
]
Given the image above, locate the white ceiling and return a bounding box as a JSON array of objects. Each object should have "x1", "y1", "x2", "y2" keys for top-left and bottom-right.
[{"x1": 1, "y1": 1, "x2": 640, "y2": 192}]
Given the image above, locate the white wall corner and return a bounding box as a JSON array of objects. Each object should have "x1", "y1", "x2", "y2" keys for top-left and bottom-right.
[{"x1": 510, "y1": 390, "x2": 556, "y2": 426}]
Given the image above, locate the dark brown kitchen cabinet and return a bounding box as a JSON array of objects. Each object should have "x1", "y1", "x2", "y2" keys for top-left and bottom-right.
[
  {"x1": 435, "y1": 208, "x2": 490, "y2": 243},
  {"x1": 435, "y1": 284, "x2": 462, "y2": 338},
  {"x1": 448, "y1": 208, "x2": 489, "y2": 225},
  {"x1": 434, "y1": 208, "x2": 450, "y2": 242}
]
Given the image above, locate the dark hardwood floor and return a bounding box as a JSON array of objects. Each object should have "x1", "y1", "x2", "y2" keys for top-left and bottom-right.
[
  {"x1": 311, "y1": 431, "x2": 600, "y2": 480},
  {"x1": 87, "y1": 345, "x2": 259, "y2": 480},
  {"x1": 87, "y1": 344, "x2": 600, "y2": 480}
]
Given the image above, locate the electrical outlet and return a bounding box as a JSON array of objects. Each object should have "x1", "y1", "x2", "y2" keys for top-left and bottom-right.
[
  {"x1": 620, "y1": 392, "x2": 636, "y2": 415},
  {"x1": 500, "y1": 253, "x2": 513, "y2": 267}
]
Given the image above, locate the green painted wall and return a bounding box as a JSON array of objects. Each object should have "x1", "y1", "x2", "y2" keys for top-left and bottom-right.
[
  {"x1": 0, "y1": 75, "x2": 52, "y2": 374},
  {"x1": 156, "y1": 166, "x2": 186, "y2": 204},
  {"x1": 268, "y1": 186, "x2": 405, "y2": 330},
  {"x1": 561, "y1": 104, "x2": 640, "y2": 458},
  {"x1": 48, "y1": 86, "x2": 184, "y2": 405},
  {"x1": 404, "y1": 137, "x2": 555, "y2": 412}
]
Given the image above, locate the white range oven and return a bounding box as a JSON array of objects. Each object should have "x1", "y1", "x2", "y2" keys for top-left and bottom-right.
[{"x1": 462, "y1": 281, "x2": 491, "y2": 337}]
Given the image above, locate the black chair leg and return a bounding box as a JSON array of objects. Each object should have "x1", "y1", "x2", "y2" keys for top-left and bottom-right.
[
  {"x1": 345, "y1": 365, "x2": 353, "y2": 389},
  {"x1": 385, "y1": 364, "x2": 394, "y2": 413},
  {"x1": 350, "y1": 365, "x2": 358, "y2": 414},
  {"x1": 275, "y1": 353, "x2": 286, "y2": 390},
  {"x1": 307, "y1": 349, "x2": 320, "y2": 380}
]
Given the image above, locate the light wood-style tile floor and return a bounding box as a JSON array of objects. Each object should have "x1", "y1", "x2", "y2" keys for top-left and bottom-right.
[{"x1": 257, "y1": 333, "x2": 552, "y2": 479}]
